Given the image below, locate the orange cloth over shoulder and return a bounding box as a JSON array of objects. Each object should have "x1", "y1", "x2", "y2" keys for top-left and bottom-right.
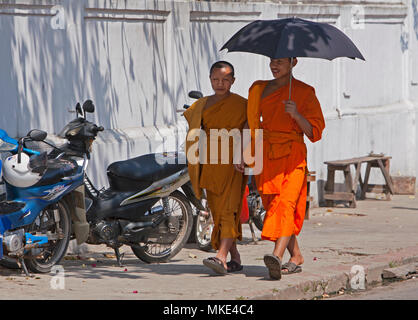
[
  {"x1": 183, "y1": 93, "x2": 247, "y2": 198},
  {"x1": 247, "y1": 78, "x2": 325, "y2": 240},
  {"x1": 183, "y1": 93, "x2": 248, "y2": 249}
]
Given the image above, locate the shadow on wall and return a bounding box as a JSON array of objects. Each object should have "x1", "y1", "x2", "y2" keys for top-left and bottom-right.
[
  {"x1": 0, "y1": 0, "x2": 234, "y2": 186},
  {"x1": 0, "y1": 0, "x2": 179, "y2": 139}
]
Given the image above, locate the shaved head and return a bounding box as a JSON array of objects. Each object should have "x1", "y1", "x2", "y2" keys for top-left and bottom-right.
[{"x1": 210, "y1": 61, "x2": 235, "y2": 78}]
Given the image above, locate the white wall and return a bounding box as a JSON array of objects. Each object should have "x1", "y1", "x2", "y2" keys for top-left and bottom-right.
[{"x1": 0, "y1": 0, "x2": 416, "y2": 205}]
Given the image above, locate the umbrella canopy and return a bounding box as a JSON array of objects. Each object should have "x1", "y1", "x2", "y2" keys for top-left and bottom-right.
[{"x1": 221, "y1": 17, "x2": 365, "y2": 61}]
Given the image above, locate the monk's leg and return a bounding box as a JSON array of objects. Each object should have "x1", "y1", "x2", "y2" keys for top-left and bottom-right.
[
  {"x1": 272, "y1": 235, "x2": 303, "y2": 266},
  {"x1": 264, "y1": 167, "x2": 306, "y2": 261},
  {"x1": 284, "y1": 235, "x2": 304, "y2": 268},
  {"x1": 228, "y1": 240, "x2": 241, "y2": 264},
  {"x1": 272, "y1": 236, "x2": 291, "y2": 261},
  {"x1": 215, "y1": 238, "x2": 234, "y2": 269}
]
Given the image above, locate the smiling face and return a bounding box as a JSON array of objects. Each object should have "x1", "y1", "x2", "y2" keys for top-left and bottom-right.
[
  {"x1": 209, "y1": 66, "x2": 235, "y2": 97},
  {"x1": 269, "y1": 58, "x2": 297, "y2": 81}
]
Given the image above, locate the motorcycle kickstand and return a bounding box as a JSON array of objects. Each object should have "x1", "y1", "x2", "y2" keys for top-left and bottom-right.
[
  {"x1": 248, "y1": 218, "x2": 258, "y2": 244},
  {"x1": 18, "y1": 257, "x2": 32, "y2": 277},
  {"x1": 114, "y1": 247, "x2": 125, "y2": 267}
]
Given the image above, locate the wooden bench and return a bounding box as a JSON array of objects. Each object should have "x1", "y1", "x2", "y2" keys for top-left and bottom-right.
[{"x1": 324, "y1": 155, "x2": 394, "y2": 208}]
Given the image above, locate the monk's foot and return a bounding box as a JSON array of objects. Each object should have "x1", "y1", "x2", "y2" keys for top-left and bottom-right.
[
  {"x1": 216, "y1": 256, "x2": 228, "y2": 270},
  {"x1": 203, "y1": 257, "x2": 227, "y2": 275},
  {"x1": 229, "y1": 253, "x2": 241, "y2": 266},
  {"x1": 288, "y1": 255, "x2": 304, "y2": 266},
  {"x1": 282, "y1": 255, "x2": 304, "y2": 274}
]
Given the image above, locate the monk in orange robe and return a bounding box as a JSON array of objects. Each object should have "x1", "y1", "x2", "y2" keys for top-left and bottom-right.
[
  {"x1": 239, "y1": 57, "x2": 325, "y2": 280},
  {"x1": 183, "y1": 61, "x2": 248, "y2": 275}
]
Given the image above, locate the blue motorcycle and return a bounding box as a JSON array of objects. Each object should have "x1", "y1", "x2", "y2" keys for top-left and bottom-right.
[{"x1": 0, "y1": 125, "x2": 87, "y2": 275}]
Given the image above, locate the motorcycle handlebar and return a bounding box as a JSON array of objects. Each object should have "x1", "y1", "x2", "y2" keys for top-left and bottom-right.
[{"x1": 92, "y1": 125, "x2": 104, "y2": 133}]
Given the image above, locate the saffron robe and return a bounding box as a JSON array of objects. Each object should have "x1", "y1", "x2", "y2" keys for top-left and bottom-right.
[
  {"x1": 247, "y1": 79, "x2": 325, "y2": 241},
  {"x1": 184, "y1": 93, "x2": 248, "y2": 250}
]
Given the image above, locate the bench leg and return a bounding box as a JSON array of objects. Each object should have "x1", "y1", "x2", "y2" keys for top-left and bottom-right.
[
  {"x1": 325, "y1": 167, "x2": 335, "y2": 207},
  {"x1": 344, "y1": 168, "x2": 356, "y2": 208},
  {"x1": 377, "y1": 159, "x2": 394, "y2": 200},
  {"x1": 361, "y1": 162, "x2": 372, "y2": 200}
]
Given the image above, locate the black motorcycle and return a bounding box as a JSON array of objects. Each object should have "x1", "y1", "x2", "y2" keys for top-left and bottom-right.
[{"x1": 52, "y1": 100, "x2": 204, "y2": 265}]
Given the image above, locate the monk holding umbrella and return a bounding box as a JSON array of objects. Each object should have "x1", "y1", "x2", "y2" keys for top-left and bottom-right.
[{"x1": 224, "y1": 17, "x2": 365, "y2": 280}]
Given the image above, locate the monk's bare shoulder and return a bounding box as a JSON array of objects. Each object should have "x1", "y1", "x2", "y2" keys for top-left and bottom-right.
[{"x1": 249, "y1": 80, "x2": 269, "y2": 92}]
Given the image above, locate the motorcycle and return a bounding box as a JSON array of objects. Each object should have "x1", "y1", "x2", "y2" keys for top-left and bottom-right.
[
  {"x1": 0, "y1": 128, "x2": 87, "y2": 275},
  {"x1": 48, "y1": 100, "x2": 204, "y2": 265}
]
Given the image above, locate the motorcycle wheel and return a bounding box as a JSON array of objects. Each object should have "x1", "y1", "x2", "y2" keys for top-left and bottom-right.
[
  {"x1": 131, "y1": 190, "x2": 193, "y2": 263},
  {"x1": 24, "y1": 200, "x2": 72, "y2": 273},
  {"x1": 195, "y1": 209, "x2": 213, "y2": 252},
  {"x1": 0, "y1": 201, "x2": 72, "y2": 272},
  {"x1": 187, "y1": 207, "x2": 199, "y2": 244}
]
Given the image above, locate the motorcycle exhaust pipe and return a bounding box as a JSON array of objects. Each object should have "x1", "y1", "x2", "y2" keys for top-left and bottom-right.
[
  {"x1": 124, "y1": 221, "x2": 154, "y2": 233},
  {"x1": 124, "y1": 211, "x2": 168, "y2": 234},
  {"x1": 122, "y1": 205, "x2": 167, "y2": 234}
]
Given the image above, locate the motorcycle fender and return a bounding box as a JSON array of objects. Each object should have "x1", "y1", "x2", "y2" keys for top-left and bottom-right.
[{"x1": 65, "y1": 185, "x2": 89, "y2": 245}]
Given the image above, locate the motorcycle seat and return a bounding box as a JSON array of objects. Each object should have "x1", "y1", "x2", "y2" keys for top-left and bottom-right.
[{"x1": 107, "y1": 152, "x2": 187, "y2": 192}]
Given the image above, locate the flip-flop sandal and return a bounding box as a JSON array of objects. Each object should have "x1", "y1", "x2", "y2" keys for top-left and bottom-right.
[
  {"x1": 263, "y1": 254, "x2": 282, "y2": 280},
  {"x1": 227, "y1": 260, "x2": 243, "y2": 273},
  {"x1": 203, "y1": 257, "x2": 227, "y2": 275},
  {"x1": 281, "y1": 262, "x2": 302, "y2": 275}
]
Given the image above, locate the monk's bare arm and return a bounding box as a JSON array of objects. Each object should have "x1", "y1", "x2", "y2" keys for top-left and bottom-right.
[
  {"x1": 283, "y1": 100, "x2": 313, "y2": 139},
  {"x1": 234, "y1": 121, "x2": 249, "y2": 173}
]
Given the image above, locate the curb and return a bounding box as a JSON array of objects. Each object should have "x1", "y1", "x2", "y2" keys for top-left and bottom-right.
[{"x1": 249, "y1": 251, "x2": 418, "y2": 300}]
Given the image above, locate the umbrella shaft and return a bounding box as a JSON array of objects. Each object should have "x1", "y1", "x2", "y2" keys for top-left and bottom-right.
[{"x1": 289, "y1": 57, "x2": 293, "y2": 100}]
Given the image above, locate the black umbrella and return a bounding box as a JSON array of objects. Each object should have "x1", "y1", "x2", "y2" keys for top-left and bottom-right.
[{"x1": 221, "y1": 17, "x2": 365, "y2": 98}]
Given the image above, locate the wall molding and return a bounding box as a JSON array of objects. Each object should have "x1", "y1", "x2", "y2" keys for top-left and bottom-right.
[
  {"x1": 275, "y1": 4, "x2": 341, "y2": 24},
  {"x1": 277, "y1": 12, "x2": 340, "y2": 24},
  {"x1": 361, "y1": 6, "x2": 407, "y2": 25},
  {"x1": 0, "y1": 3, "x2": 56, "y2": 17},
  {"x1": 275, "y1": 3, "x2": 407, "y2": 25},
  {"x1": 84, "y1": 8, "x2": 170, "y2": 23},
  {"x1": 190, "y1": 11, "x2": 261, "y2": 23}
]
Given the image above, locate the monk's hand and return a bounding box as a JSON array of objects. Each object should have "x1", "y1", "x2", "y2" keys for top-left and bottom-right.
[
  {"x1": 234, "y1": 160, "x2": 245, "y2": 173},
  {"x1": 283, "y1": 100, "x2": 300, "y2": 120}
]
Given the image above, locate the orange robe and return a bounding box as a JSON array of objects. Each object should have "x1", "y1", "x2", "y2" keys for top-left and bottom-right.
[
  {"x1": 247, "y1": 79, "x2": 325, "y2": 241},
  {"x1": 184, "y1": 93, "x2": 248, "y2": 250}
]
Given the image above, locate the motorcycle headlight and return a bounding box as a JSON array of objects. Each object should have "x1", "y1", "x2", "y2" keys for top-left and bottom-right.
[
  {"x1": 67, "y1": 127, "x2": 82, "y2": 137},
  {"x1": 0, "y1": 139, "x2": 17, "y2": 151}
]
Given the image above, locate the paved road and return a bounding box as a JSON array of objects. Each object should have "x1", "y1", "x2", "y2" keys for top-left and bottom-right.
[
  {"x1": 330, "y1": 278, "x2": 418, "y2": 300},
  {"x1": 1, "y1": 195, "x2": 418, "y2": 300}
]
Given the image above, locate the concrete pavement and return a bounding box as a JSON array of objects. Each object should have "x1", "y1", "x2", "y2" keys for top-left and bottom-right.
[{"x1": 1, "y1": 194, "x2": 418, "y2": 300}]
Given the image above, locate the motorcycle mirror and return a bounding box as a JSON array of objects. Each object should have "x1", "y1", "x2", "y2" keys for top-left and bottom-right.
[
  {"x1": 188, "y1": 91, "x2": 203, "y2": 99},
  {"x1": 76, "y1": 102, "x2": 83, "y2": 117},
  {"x1": 27, "y1": 129, "x2": 47, "y2": 142},
  {"x1": 82, "y1": 99, "x2": 95, "y2": 113}
]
